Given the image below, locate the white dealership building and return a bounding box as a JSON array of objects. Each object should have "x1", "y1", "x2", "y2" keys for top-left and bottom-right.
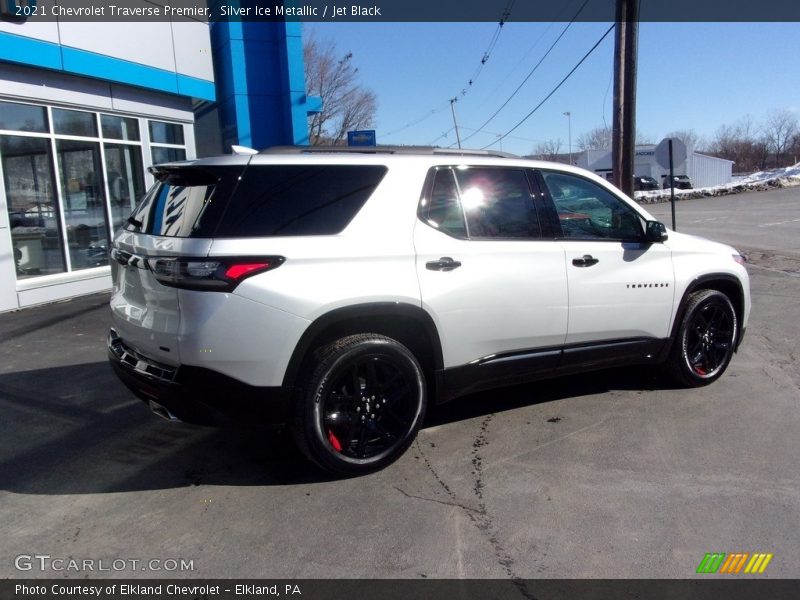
[{"x1": 576, "y1": 138, "x2": 734, "y2": 189}]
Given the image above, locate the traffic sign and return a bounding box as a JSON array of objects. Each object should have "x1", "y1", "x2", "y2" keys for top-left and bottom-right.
[{"x1": 655, "y1": 137, "x2": 687, "y2": 168}]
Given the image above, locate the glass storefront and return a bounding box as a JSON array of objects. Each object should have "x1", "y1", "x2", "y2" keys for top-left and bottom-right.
[
  {"x1": 1, "y1": 135, "x2": 65, "y2": 278},
  {"x1": 0, "y1": 99, "x2": 189, "y2": 283}
]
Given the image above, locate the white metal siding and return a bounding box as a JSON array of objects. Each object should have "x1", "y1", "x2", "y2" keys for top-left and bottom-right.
[{"x1": 688, "y1": 153, "x2": 734, "y2": 188}]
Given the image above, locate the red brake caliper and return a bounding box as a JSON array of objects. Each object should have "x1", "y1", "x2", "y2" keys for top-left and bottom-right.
[{"x1": 328, "y1": 430, "x2": 343, "y2": 452}]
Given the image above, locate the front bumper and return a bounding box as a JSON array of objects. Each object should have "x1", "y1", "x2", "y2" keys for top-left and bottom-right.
[{"x1": 108, "y1": 329, "x2": 292, "y2": 426}]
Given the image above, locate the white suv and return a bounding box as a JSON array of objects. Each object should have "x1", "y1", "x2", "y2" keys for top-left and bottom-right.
[{"x1": 108, "y1": 147, "x2": 750, "y2": 475}]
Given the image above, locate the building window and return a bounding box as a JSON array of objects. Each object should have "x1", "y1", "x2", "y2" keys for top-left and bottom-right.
[
  {"x1": 56, "y1": 138, "x2": 108, "y2": 270},
  {"x1": 52, "y1": 108, "x2": 98, "y2": 137},
  {"x1": 149, "y1": 119, "x2": 187, "y2": 164},
  {"x1": 101, "y1": 115, "x2": 140, "y2": 142},
  {"x1": 1, "y1": 135, "x2": 66, "y2": 279},
  {"x1": 0, "y1": 99, "x2": 189, "y2": 283},
  {"x1": 104, "y1": 143, "x2": 145, "y2": 232},
  {"x1": 0, "y1": 101, "x2": 48, "y2": 133}
]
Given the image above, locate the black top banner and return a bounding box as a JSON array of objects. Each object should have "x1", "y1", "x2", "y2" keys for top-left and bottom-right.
[{"x1": 2, "y1": 0, "x2": 800, "y2": 23}]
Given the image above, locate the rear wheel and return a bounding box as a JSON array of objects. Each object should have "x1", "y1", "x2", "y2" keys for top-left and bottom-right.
[
  {"x1": 292, "y1": 334, "x2": 426, "y2": 475},
  {"x1": 667, "y1": 289, "x2": 738, "y2": 387}
]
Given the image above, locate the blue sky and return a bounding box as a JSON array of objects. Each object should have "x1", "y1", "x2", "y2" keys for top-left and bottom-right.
[{"x1": 304, "y1": 21, "x2": 800, "y2": 155}]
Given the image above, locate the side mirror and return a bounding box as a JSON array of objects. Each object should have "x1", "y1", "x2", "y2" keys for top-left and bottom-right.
[{"x1": 645, "y1": 220, "x2": 668, "y2": 243}]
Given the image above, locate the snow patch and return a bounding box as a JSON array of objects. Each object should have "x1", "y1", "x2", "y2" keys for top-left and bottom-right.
[{"x1": 634, "y1": 162, "x2": 800, "y2": 204}]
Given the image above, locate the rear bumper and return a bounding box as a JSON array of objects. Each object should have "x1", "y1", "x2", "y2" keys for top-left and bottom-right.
[{"x1": 108, "y1": 329, "x2": 292, "y2": 426}]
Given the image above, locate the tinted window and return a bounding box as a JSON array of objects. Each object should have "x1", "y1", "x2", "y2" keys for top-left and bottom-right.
[
  {"x1": 421, "y1": 168, "x2": 466, "y2": 238},
  {"x1": 215, "y1": 165, "x2": 388, "y2": 237},
  {"x1": 541, "y1": 171, "x2": 644, "y2": 240},
  {"x1": 101, "y1": 115, "x2": 140, "y2": 141},
  {"x1": 53, "y1": 108, "x2": 97, "y2": 137},
  {"x1": 454, "y1": 167, "x2": 540, "y2": 239},
  {"x1": 152, "y1": 146, "x2": 186, "y2": 165},
  {"x1": 0, "y1": 101, "x2": 48, "y2": 133},
  {"x1": 149, "y1": 121, "x2": 185, "y2": 145},
  {"x1": 127, "y1": 166, "x2": 244, "y2": 237}
]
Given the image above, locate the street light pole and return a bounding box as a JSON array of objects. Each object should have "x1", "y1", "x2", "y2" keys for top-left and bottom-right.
[{"x1": 563, "y1": 111, "x2": 572, "y2": 165}]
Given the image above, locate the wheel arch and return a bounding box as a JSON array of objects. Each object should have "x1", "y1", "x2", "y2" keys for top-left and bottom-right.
[
  {"x1": 282, "y1": 303, "x2": 444, "y2": 391},
  {"x1": 664, "y1": 273, "x2": 746, "y2": 358}
]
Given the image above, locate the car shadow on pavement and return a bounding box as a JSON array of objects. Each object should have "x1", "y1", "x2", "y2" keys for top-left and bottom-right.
[
  {"x1": 0, "y1": 362, "x2": 331, "y2": 495},
  {"x1": 426, "y1": 365, "x2": 671, "y2": 427},
  {"x1": 0, "y1": 361, "x2": 675, "y2": 495}
]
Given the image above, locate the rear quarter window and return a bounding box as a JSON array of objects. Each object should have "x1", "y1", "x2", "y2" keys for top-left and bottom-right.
[{"x1": 215, "y1": 165, "x2": 388, "y2": 237}]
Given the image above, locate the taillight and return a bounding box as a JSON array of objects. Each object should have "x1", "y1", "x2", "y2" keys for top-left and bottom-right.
[{"x1": 146, "y1": 257, "x2": 285, "y2": 291}]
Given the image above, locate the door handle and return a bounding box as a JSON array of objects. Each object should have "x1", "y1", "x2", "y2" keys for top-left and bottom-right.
[
  {"x1": 572, "y1": 255, "x2": 599, "y2": 267},
  {"x1": 426, "y1": 257, "x2": 462, "y2": 271}
]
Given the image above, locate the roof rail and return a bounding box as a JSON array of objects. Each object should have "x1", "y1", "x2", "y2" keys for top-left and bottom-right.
[{"x1": 259, "y1": 145, "x2": 519, "y2": 159}]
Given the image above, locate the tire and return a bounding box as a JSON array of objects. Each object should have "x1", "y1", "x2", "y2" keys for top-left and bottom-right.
[
  {"x1": 292, "y1": 334, "x2": 427, "y2": 476},
  {"x1": 667, "y1": 289, "x2": 738, "y2": 387}
]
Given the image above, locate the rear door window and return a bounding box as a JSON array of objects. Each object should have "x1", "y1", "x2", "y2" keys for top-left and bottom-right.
[{"x1": 454, "y1": 167, "x2": 541, "y2": 240}]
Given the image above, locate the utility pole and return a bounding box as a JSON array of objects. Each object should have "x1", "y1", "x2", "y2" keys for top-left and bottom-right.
[
  {"x1": 563, "y1": 111, "x2": 572, "y2": 165},
  {"x1": 611, "y1": 0, "x2": 638, "y2": 197},
  {"x1": 450, "y1": 98, "x2": 462, "y2": 149}
]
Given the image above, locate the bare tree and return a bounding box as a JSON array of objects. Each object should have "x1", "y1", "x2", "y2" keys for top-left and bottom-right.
[
  {"x1": 763, "y1": 109, "x2": 799, "y2": 166},
  {"x1": 305, "y1": 33, "x2": 377, "y2": 146},
  {"x1": 531, "y1": 139, "x2": 563, "y2": 161},
  {"x1": 576, "y1": 126, "x2": 651, "y2": 151},
  {"x1": 664, "y1": 129, "x2": 706, "y2": 152},
  {"x1": 709, "y1": 116, "x2": 770, "y2": 172},
  {"x1": 577, "y1": 126, "x2": 611, "y2": 150}
]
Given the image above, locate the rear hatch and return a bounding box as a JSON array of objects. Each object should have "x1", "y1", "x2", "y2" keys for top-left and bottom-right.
[{"x1": 109, "y1": 158, "x2": 247, "y2": 364}]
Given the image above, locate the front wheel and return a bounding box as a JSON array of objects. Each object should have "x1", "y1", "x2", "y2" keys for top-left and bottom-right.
[
  {"x1": 292, "y1": 334, "x2": 427, "y2": 476},
  {"x1": 667, "y1": 289, "x2": 738, "y2": 387}
]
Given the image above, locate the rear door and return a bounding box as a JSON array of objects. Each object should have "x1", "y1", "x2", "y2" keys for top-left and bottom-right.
[{"x1": 414, "y1": 166, "x2": 568, "y2": 394}]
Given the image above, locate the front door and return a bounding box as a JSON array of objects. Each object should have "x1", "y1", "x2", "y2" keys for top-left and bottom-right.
[{"x1": 535, "y1": 169, "x2": 675, "y2": 367}]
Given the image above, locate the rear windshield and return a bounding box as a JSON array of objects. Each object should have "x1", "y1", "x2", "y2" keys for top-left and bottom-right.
[
  {"x1": 126, "y1": 164, "x2": 387, "y2": 238},
  {"x1": 126, "y1": 166, "x2": 243, "y2": 237}
]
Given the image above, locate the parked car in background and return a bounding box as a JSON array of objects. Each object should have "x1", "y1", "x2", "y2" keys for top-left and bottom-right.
[
  {"x1": 663, "y1": 174, "x2": 693, "y2": 189},
  {"x1": 108, "y1": 146, "x2": 750, "y2": 475},
  {"x1": 634, "y1": 175, "x2": 659, "y2": 191}
]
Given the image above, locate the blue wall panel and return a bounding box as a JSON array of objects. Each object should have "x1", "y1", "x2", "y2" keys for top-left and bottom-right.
[
  {"x1": 210, "y1": 18, "x2": 320, "y2": 150},
  {"x1": 0, "y1": 31, "x2": 215, "y2": 101}
]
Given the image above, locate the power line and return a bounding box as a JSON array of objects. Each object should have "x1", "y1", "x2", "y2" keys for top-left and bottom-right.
[
  {"x1": 459, "y1": 0, "x2": 593, "y2": 146},
  {"x1": 382, "y1": 1, "x2": 514, "y2": 140},
  {"x1": 382, "y1": 101, "x2": 450, "y2": 138},
  {"x1": 459, "y1": 0, "x2": 515, "y2": 97},
  {"x1": 481, "y1": 24, "x2": 615, "y2": 150}
]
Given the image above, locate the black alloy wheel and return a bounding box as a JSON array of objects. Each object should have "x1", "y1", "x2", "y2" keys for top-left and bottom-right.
[
  {"x1": 668, "y1": 289, "x2": 738, "y2": 387},
  {"x1": 293, "y1": 334, "x2": 426, "y2": 475}
]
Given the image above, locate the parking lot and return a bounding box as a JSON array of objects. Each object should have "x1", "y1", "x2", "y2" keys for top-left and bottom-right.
[{"x1": 1, "y1": 187, "x2": 799, "y2": 579}]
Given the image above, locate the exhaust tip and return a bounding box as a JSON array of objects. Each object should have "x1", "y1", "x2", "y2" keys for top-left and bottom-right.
[{"x1": 148, "y1": 400, "x2": 179, "y2": 422}]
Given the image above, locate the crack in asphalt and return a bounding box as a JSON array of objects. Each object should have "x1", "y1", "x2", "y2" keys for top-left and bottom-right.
[
  {"x1": 414, "y1": 419, "x2": 540, "y2": 599},
  {"x1": 392, "y1": 485, "x2": 481, "y2": 515}
]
